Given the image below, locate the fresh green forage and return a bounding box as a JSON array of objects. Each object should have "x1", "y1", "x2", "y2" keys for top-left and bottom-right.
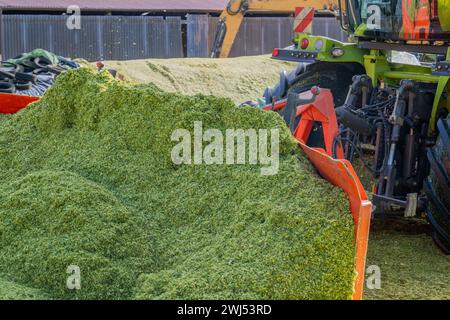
[
  {"x1": 0, "y1": 278, "x2": 50, "y2": 300},
  {"x1": 0, "y1": 68, "x2": 355, "y2": 300}
]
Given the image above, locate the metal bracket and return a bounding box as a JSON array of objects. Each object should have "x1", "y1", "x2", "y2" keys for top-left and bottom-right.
[
  {"x1": 405, "y1": 193, "x2": 418, "y2": 218},
  {"x1": 358, "y1": 41, "x2": 448, "y2": 55},
  {"x1": 389, "y1": 114, "x2": 404, "y2": 126},
  {"x1": 272, "y1": 48, "x2": 317, "y2": 63},
  {"x1": 226, "y1": 0, "x2": 248, "y2": 15},
  {"x1": 372, "y1": 193, "x2": 422, "y2": 217}
]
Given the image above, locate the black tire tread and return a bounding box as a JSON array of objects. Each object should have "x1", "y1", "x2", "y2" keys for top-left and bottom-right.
[
  {"x1": 15, "y1": 72, "x2": 37, "y2": 83},
  {"x1": 287, "y1": 63, "x2": 362, "y2": 107},
  {"x1": 428, "y1": 115, "x2": 450, "y2": 254},
  {"x1": 0, "y1": 81, "x2": 15, "y2": 93},
  {"x1": 285, "y1": 63, "x2": 363, "y2": 149}
]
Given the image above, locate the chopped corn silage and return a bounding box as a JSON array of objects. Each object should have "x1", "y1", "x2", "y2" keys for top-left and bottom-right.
[
  {"x1": 0, "y1": 277, "x2": 49, "y2": 300},
  {"x1": 94, "y1": 55, "x2": 296, "y2": 104},
  {"x1": 0, "y1": 68, "x2": 355, "y2": 300}
]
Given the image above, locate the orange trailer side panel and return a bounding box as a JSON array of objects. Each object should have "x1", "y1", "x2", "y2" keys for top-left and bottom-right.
[{"x1": 0, "y1": 93, "x2": 40, "y2": 114}]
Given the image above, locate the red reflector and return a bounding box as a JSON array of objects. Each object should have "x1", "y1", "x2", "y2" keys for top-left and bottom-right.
[
  {"x1": 272, "y1": 48, "x2": 279, "y2": 57},
  {"x1": 300, "y1": 38, "x2": 309, "y2": 49}
]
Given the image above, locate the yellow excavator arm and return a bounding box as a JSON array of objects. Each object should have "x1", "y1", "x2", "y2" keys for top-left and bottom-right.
[{"x1": 211, "y1": 0, "x2": 337, "y2": 58}]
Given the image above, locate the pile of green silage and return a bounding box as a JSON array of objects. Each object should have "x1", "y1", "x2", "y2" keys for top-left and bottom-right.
[
  {"x1": 0, "y1": 68, "x2": 355, "y2": 300},
  {"x1": 0, "y1": 277, "x2": 49, "y2": 300}
]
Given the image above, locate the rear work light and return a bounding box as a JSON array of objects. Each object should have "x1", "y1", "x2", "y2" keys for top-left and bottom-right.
[{"x1": 331, "y1": 47, "x2": 345, "y2": 57}]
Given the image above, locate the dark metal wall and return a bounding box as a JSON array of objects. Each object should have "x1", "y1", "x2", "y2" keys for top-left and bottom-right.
[
  {"x1": 1, "y1": 14, "x2": 346, "y2": 61},
  {"x1": 187, "y1": 15, "x2": 296, "y2": 57},
  {"x1": 2, "y1": 15, "x2": 183, "y2": 60}
]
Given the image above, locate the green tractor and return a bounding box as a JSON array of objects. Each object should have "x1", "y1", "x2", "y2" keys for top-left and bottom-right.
[{"x1": 266, "y1": 0, "x2": 450, "y2": 253}]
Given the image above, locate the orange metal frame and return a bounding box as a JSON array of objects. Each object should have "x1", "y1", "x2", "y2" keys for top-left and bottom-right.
[
  {"x1": 293, "y1": 89, "x2": 345, "y2": 159},
  {"x1": 265, "y1": 89, "x2": 372, "y2": 300}
]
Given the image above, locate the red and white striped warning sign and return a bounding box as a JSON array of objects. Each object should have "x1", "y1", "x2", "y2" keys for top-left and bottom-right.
[{"x1": 294, "y1": 7, "x2": 314, "y2": 34}]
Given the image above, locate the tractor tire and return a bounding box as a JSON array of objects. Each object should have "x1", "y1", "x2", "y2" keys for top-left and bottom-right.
[
  {"x1": 0, "y1": 69, "x2": 16, "y2": 80},
  {"x1": 426, "y1": 115, "x2": 450, "y2": 254},
  {"x1": 33, "y1": 56, "x2": 52, "y2": 68},
  {"x1": 14, "y1": 81, "x2": 33, "y2": 91},
  {"x1": 0, "y1": 81, "x2": 15, "y2": 93},
  {"x1": 284, "y1": 62, "x2": 364, "y2": 149},
  {"x1": 15, "y1": 72, "x2": 37, "y2": 84},
  {"x1": 287, "y1": 62, "x2": 364, "y2": 107}
]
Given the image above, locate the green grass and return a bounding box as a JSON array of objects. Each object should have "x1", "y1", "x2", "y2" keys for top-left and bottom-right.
[
  {"x1": 364, "y1": 220, "x2": 450, "y2": 300},
  {"x1": 0, "y1": 68, "x2": 355, "y2": 300}
]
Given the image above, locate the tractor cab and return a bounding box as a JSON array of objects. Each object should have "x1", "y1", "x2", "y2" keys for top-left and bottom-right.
[
  {"x1": 272, "y1": 0, "x2": 450, "y2": 71},
  {"x1": 345, "y1": 0, "x2": 450, "y2": 41}
]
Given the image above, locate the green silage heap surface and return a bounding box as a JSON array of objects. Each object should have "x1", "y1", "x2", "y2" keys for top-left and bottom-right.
[
  {"x1": 0, "y1": 68, "x2": 355, "y2": 300},
  {"x1": 0, "y1": 277, "x2": 49, "y2": 300}
]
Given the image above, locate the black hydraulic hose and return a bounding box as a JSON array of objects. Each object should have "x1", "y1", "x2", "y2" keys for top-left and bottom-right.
[
  {"x1": 210, "y1": 20, "x2": 227, "y2": 58},
  {"x1": 226, "y1": 0, "x2": 248, "y2": 16},
  {"x1": 376, "y1": 113, "x2": 391, "y2": 175},
  {"x1": 332, "y1": 120, "x2": 389, "y2": 175},
  {"x1": 332, "y1": 128, "x2": 352, "y2": 159},
  {"x1": 337, "y1": 0, "x2": 350, "y2": 32},
  {"x1": 333, "y1": 133, "x2": 382, "y2": 174},
  {"x1": 360, "y1": 98, "x2": 396, "y2": 111},
  {"x1": 333, "y1": 93, "x2": 394, "y2": 173}
]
